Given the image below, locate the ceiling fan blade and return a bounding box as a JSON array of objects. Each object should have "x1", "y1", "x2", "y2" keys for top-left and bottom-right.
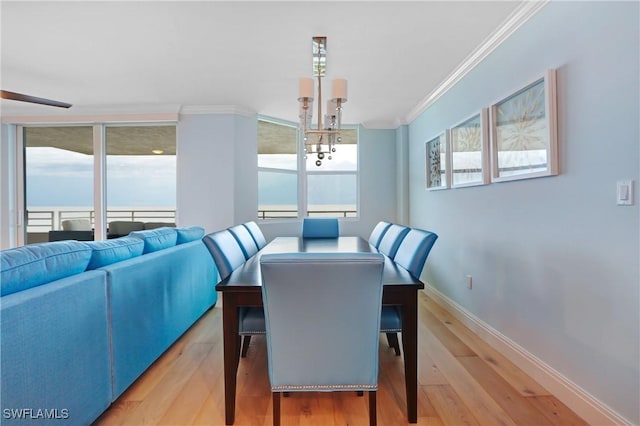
[{"x1": 0, "y1": 90, "x2": 72, "y2": 108}]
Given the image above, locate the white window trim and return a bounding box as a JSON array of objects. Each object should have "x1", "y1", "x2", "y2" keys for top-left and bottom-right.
[
  {"x1": 257, "y1": 116, "x2": 359, "y2": 220},
  {"x1": 13, "y1": 120, "x2": 176, "y2": 244}
]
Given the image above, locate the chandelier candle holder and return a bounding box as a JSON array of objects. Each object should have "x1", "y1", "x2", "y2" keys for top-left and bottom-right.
[{"x1": 298, "y1": 36, "x2": 348, "y2": 166}]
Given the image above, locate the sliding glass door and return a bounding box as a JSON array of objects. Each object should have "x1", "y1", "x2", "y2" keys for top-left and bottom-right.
[
  {"x1": 21, "y1": 123, "x2": 176, "y2": 244},
  {"x1": 23, "y1": 126, "x2": 94, "y2": 244},
  {"x1": 105, "y1": 125, "x2": 176, "y2": 237}
]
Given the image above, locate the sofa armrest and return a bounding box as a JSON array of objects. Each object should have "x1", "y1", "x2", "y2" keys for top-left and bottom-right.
[{"x1": 0, "y1": 271, "x2": 111, "y2": 425}]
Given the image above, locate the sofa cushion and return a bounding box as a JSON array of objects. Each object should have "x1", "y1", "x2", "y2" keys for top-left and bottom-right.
[
  {"x1": 176, "y1": 226, "x2": 205, "y2": 244},
  {"x1": 61, "y1": 218, "x2": 92, "y2": 231},
  {"x1": 0, "y1": 241, "x2": 92, "y2": 296},
  {"x1": 129, "y1": 227, "x2": 178, "y2": 253},
  {"x1": 85, "y1": 237, "x2": 144, "y2": 270}
]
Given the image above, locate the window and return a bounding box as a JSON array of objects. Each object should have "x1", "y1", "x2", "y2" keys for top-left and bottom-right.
[
  {"x1": 105, "y1": 125, "x2": 176, "y2": 231},
  {"x1": 21, "y1": 123, "x2": 176, "y2": 244},
  {"x1": 306, "y1": 128, "x2": 357, "y2": 218},
  {"x1": 257, "y1": 120, "x2": 298, "y2": 219},
  {"x1": 258, "y1": 118, "x2": 358, "y2": 219},
  {"x1": 24, "y1": 126, "x2": 94, "y2": 244}
]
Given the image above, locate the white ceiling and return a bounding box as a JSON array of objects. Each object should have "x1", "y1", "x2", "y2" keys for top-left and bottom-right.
[{"x1": 1, "y1": 1, "x2": 529, "y2": 128}]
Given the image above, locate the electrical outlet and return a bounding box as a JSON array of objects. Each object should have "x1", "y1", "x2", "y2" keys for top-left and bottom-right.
[{"x1": 466, "y1": 275, "x2": 472, "y2": 289}]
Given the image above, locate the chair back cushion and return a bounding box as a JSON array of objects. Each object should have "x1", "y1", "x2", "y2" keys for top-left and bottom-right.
[
  {"x1": 202, "y1": 230, "x2": 246, "y2": 279},
  {"x1": 393, "y1": 229, "x2": 438, "y2": 278},
  {"x1": 243, "y1": 221, "x2": 267, "y2": 249},
  {"x1": 302, "y1": 218, "x2": 339, "y2": 239},
  {"x1": 368, "y1": 221, "x2": 391, "y2": 247},
  {"x1": 260, "y1": 252, "x2": 384, "y2": 392},
  {"x1": 144, "y1": 222, "x2": 176, "y2": 230},
  {"x1": 108, "y1": 221, "x2": 145, "y2": 236},
  {"x1": 228, "y1": 225, "x2": 259, "y2": 259},
  {"x1": 377, "y1": 224, "x2": 410, "y2": 258},
  {"x1": 61, "y1": 219, "x2": 92, "y2": 231}
]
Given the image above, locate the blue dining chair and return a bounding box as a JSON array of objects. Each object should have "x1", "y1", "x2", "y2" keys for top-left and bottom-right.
[
  {"x1": 243, "y1": 221, "x2": 267, "y2": 249},
  {"x1": 203, "y1": 229, "x2": 265, "y2": 357},
  {"x1": 377, "y1": 224, "x2": 410, "y2": 258},
  {"x1": 228, "y1": 224, "x2": 259, "y2": 259},
  {"x1": 302, "y1": 218, "x2": 339, "y2": 238},
  {"x1": 368, "y1": 221, "x2": 392, "y2": 248},
  {"x1": 202, "y1": 229, "x2": 246, "y2": 280},
  {"x1": 393, "y1": 229, "x2": 438, "y2": 278},
  {"x1": 260, "y1": 252, "x2": 385, "y2": 426},
  {"x1": 383, "y1": 228, "x2": 439, "y2": 356}
]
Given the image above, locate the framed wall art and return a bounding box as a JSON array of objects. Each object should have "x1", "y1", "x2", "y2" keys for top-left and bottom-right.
[
  {"x1": 425, "y1": 131, "x2": 450, "y2": 190},
  {"x1": 450, "y1": 109, "x2": 490, "y2": 188},
  {"x1": 491, "y1": 69, "x2": 558, "y2": 182}
]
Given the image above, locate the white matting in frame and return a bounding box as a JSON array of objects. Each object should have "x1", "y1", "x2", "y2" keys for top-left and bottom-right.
[
  {"x1": 491, "y1": 69, "x2": 558, "y2": 182},
  {"x1": 450, "y1": 109, "x2": 490, "y2": 188}
]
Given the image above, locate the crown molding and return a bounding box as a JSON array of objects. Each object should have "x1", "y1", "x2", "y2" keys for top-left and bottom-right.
[
  {"x1": 361, "y1": 117, "x2": 404, "y2": 130},
  {"x1": 403, "y1": 0, "x2": 550, "y2": 125},
  {"x1": 179, "y1": 105, "x2": 256, "y2": 117},
  {"x1": 0, "y1": 104, "x2": 181, "y2": 124},
  {"x1": 0, "y1": 104, "x2": 259, "y2": 124}
]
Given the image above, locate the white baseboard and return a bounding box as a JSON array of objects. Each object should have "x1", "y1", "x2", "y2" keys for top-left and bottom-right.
[{"x1": 422, "y1": 284, "x2": 631, "y2": 426}]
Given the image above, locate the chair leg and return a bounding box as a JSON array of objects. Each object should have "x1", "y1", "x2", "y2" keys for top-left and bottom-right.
[
  {"x1": 386, "y1": 332, "x2": 401, "y2": 356},
  {"x1": 273, "y1": 392, "x2": 281, "y2": 426},
  {"x1": 241, "y1": 335, "x2": 252, "y2": 357},
  {"x1": 369, "y1": 391, "x2": 377, "y2": 426}
]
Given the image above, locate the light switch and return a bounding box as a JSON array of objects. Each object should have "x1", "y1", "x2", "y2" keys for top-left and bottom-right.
[{"x1": 617, "y1": 180, "x2": 634, "y2": 206}]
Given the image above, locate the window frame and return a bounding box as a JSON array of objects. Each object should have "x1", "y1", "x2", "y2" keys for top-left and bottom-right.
[
  {"x1": 257, "y1": 116, "x2": 359, "y2": 221},
  {"x1": 18, "y1": 121, "x2": 177, "y2": 243}
]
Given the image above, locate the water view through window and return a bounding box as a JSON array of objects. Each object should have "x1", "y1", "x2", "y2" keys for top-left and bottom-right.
[
  {"x1": 258, "y1": 119, "x2": 358, "y2": 218},
  {"x1": 24, "y1": 125, "x2": 176, "y2": 243}
]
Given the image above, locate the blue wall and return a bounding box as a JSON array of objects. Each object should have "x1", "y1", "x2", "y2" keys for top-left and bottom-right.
[
  {"x1": 408, "y1": 2, "x2": 639, "y2": 422},
  {"x1": 176, "y1": 113, "x2": 399, "y2": 241}
]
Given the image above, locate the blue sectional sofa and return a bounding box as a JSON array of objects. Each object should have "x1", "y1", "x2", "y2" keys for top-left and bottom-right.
[{"x1": 0, "y1": 226, "x2": 217, "y2": 425}]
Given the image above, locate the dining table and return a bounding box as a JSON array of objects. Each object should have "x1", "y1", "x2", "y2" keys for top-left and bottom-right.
[{"x1": 215, "y1": 236, "x2": 424, "y2": 424}]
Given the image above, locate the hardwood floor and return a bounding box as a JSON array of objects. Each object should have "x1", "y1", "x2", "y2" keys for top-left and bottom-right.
[{"x1": 94, "y1": 292, "x2": 588, "y2": 425}]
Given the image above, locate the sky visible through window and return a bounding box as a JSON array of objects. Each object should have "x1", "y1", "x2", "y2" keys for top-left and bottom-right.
[
  {"x1": 26, "y1": 147, "x2": 176, "y2": 208},
  {"x1": 258, "y1": 144, "x2": 357, "y2": 208}
]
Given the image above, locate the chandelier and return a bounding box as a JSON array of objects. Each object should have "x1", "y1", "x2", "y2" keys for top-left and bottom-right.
[{"x1": 298, "y1": 36, "x2": 348, "y2": 166}]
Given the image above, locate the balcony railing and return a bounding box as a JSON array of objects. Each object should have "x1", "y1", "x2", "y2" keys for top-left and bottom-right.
[
  {"x1": 26, "y1": 208, "x2": 176, "y2": 232},
  {"x1": 257, "y1": 209, "x2": 357, "y2": 219},
  {"x1": 27, "y1": 207, "x2": 356, "y2": 233}
]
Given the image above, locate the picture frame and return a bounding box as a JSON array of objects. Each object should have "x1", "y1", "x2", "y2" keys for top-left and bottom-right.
[
  {"x1": 425, "y1": 131, "x2": 450, "y2": 190},
  {"x1": 490, "y1": 69, "x2": 558, "y2": 182},
  {"x1": 449, "y1": 109, "x2": 490, "y2": 188}
]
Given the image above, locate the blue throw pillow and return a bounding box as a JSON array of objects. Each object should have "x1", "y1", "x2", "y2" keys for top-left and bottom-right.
[
  {"x1": 129, "y1": 227, "x2": 177, "y2": 254},
  {"x1": 0, "y1": 241, "x2": 92, "y2": 296},
  {"x1": 85, "y1": 237, "x2": 144, "y2": 270},
  {"x1": 176, "y1": 226, "x2": 205, "y2": 244}
]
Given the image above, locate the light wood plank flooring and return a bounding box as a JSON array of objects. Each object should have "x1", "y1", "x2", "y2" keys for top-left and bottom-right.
[{"x1": 94, "y1": 292, "x2": 588, "y2": 425}]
